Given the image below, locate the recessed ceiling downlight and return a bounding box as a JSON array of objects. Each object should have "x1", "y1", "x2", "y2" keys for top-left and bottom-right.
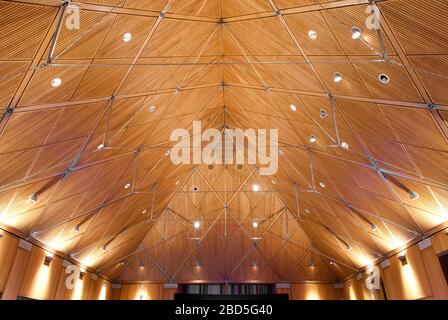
[
  {"x1": 333, "y1": 72, "x2": 343, "y2": 83},
  {"x1": 378, "y1": 73, "x2": 390, "y2": 84},
  {"x1": 123, "y1": 32, "x2": 132, "y2": 43},
  {"x1": 351, "y1": 27, "x2": 362, "y2": 40},
  {"x1": 308, "y1": 30, "x2": 317, "y2": 40},
  {"x1": 51, "y1": 78, "x2": 62, "y2": 88}
]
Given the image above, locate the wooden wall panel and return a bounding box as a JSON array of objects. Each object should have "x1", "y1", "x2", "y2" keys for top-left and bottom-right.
[
  {"x1": 0, "y1": 232, "x2": 18, "y2": 293},
  {"x1": 19, "y1": 246, "x2": 63, "y2": 300},
  {"x1": 0, "y1": 230, "x2": 111, "y2": 300},
  {"x1": 118, "y1": 283, "x2": 168, "y2": 300},
  {"x1": 343, "y1": 229, "x2": 448, "y2": 300},
  {"x1": 289, "y1": 283, "x2": 342, "y2": 300},
  {"x1": 1, "y1": 245, "x2": 31, "y2": 300}
]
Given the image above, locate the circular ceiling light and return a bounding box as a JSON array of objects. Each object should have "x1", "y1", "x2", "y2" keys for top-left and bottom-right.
[
  {"x1": 290, "y1": 104, "x2": 297, "y2": 112},
  {"x1": 320, "y1": 109, "x2": 328, "y2": 119},
  {"x1": 308, "y1": 30, "x2": 317, "y2": 40},
  {"x1": 123, "y1": 32, "x2": 132, "y2": 43},
  {"x1": 340, "y1": 142, "x2": 349, "y2": 150},
  {"x1": 51, "y1": 78, "x2": 62, "y2": 88},
  {"x1": 148, "y1": 105, "x2": 156, "y2": 113},
  {"x1": 333, "y1": 72, "x2": 343, "y2": 83},
  {"x1": 378, "y1": 73, "x2": 390, "y2": 84},
  {"x1": 351, "y1": 27, "x2": 362, "y2": 40},
  {"x1": 252, "y1": 221, "x2": 259, "y2": 229},
  {"x1": 309, "y1": 135, "x2": 317, "y2": 143},
  {"x1": 319, "y1": 181, "x2": 326, "y2": 188},
  {"x1": 193, "y1": 221, "x2": 201, "y2": 229},
  {"x1": 252, "y1": 184, "x2": 261, "y2": 192}
]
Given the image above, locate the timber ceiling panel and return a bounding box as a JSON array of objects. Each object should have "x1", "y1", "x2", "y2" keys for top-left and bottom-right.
[{"x1": 0, "y1": 0, "x2": 447, "y2": 284}]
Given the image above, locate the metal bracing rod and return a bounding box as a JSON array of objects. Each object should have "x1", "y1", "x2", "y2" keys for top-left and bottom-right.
[
  {"x1": 131, "y1": 150, "x2": 140, "y2": 193},
  {"x1": 70, "y1": 151, "x2": 142, "y2": 249},
  {"x1": 96, "y1": 246, "x2": 143, "y2": 273},
  {"x1": 316, "y1": 222, "x2": 383, "y2": 258},
  {"x1": 310, "y1": 247, "x2": 359, "y2": 273},
  {"x1": 329, "y1": 95, "x2": 342, "y2": 147},
  {"x1": 150, "y1": 183, "x2": 157, "y2": 221},
  {"x1": 31, "y1": 193, "x2": 135, "y2": 236},
  {"x1": 314, "y1": 190, "x2": 419, "y2": 236},
  {"x1": 101, "y1": 99, "x2": 114, "y2": 149},
  {"x1": 370, "y1": 0, "x2": 388, "y2": 60},
  {"x1": 348, "y1": 206, "x2": 377, "y2": 231},
  {"x1": 46, "y1": 1, "x2": 69, "y2": 65},
  {"x1": 69, "y1": 218, "x2": 153, "y2": 258},
  {"x1": 308, "y1": 149, "x2": 316, "y2": 192},
  {"x1": 294, "y1": 183, "x2": 301, "y2": 221}
]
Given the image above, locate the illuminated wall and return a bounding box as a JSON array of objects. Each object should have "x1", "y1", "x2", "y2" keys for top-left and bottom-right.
[
  {"x1": 343, "y1": 229, "x2": 448, "y2": 300},
  {"x1": 0, "y1": 231, "x2": 112, "y2": 300},
  {"x1": 289, "y1": 283, "x2": 342, "y2": 300}
]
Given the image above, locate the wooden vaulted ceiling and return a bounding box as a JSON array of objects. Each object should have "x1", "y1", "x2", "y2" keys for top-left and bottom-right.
[{"x1": 0, "y1": 0, "x2": 448, "y2": 283}]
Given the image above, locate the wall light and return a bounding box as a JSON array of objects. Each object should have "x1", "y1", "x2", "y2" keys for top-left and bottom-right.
[
  {"x1": 29, "y1": 193, "x2": 39, "y2": 203},
  {"x1": 79, "y1": 271, "x2": 86, "y2": 280},
  {"x1": 409, "y1": 191, "x2": 419, "y2": 201},
  {"x1": 397, "y1": 254, "x2": 408, "y2": 266},
  {"x1": 43, "y1": 255, "x2": 54, "y2": 267}
]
